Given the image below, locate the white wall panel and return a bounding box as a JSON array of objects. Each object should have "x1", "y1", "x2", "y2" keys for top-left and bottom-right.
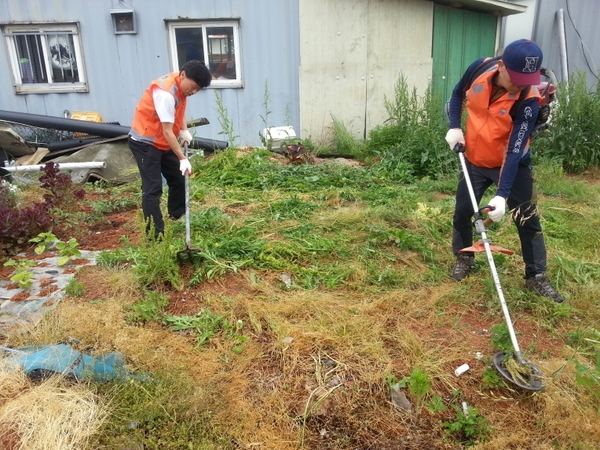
[
  {"x1": 365, "y1": 0, "x2": 433, "y2": 136},
  {"x1": 299, "y1": 0, "x2": 433, "y2": 144},
  {"x1": 299, "y1": 0, "x2": 368, "y2": 143}
]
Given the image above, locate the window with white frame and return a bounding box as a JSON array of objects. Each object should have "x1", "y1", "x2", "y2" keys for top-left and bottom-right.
[
  {"x1": 168, "y1": 21, "x2": 241, "y2": 88},
  {"x1": 3, "y1": 23, "x2": 87, "y2": 94}
]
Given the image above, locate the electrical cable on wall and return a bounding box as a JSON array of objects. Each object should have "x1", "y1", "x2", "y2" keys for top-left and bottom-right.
[{"x1": 565, "y1": 0, "x2": 598, "y2": 80}]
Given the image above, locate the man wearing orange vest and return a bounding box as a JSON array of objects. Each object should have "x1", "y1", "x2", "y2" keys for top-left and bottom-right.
[
  {"x1": 128, "y1": 60, "x2": 212, "y2": 238},
  {"x1": 445, "y1": 39, "x2": 564, "y2": 303}
]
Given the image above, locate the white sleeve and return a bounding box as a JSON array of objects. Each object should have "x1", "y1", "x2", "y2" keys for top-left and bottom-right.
[{"x1": 152, "y1": 86, "x2": 175, "y2": 123}]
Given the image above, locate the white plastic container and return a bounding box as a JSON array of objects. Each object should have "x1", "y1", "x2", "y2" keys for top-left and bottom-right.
[
  {"x1": 454, "y1": 363, "x2": 470, "y2": 376},
  {"x1": 260, "y1": 126, "x2": 296, "y2": 149}
]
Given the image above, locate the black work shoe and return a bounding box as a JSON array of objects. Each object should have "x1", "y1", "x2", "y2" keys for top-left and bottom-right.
[
  {"x1": 168, "y1": 213, "x2": 184, "y2": 221},
  {"x1": 451, "y1": 255, "x2": 475, "y2": 281},
  {"x1": 525, "y1": 274, "x2": 564, "y2": 303}
]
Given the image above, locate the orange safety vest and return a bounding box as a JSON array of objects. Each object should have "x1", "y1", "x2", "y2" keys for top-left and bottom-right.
[
  {"x1": 130, "y1": 72, "x2": 187, "y2": 150},
  {"x1": 464, "y1": 66, "x2": 541, "y2": 168}
]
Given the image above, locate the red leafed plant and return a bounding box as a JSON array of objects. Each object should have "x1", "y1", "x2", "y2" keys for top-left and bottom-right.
[
  {"x1": 39, "y1": 162, "x2": 85, "y2": 211},
  {"x1": 0, "y1": 163, "x2": 85, "y2": 258}
]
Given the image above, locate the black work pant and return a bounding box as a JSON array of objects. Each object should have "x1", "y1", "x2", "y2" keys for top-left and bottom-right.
[
  {"x1": 128, "y1": 137, "x2": 185, "y2": 236},
  {"x1": 452, "y1": 159, "x2": 547, "y2": 279}
]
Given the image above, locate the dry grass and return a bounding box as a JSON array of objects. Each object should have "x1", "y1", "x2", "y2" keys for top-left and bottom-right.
[
  {"x1": 0, "y1": 366, "x2": 107, "y2": 450},
  {"x1": 4, "y1": 262, "x2": 597, "y2": 449}
]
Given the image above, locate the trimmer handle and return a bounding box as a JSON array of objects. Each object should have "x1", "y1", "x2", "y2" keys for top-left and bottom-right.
[
  {"x1": 453, "y1": 143, "x2": 466, "y2": 154},
  {"x1": 482, "y1": 206, "x2": 495, "y2": 227}
]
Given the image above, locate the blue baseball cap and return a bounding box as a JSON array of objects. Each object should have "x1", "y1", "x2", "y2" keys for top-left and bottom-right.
[{"x1": 502, "y1": 39, "x2": 543, "y2": 86}]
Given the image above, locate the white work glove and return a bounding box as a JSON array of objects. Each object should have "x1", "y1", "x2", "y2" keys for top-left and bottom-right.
[
  {"x1": 445, "y1": 128, "x2": 465, "y2": 152},
  {"x1": 179, "y1": 158, "x2": 192, "y2": 176},
  {"x1": 179, "y1": 129, "x2": 193, "y2": 146},
  {"x1": 486, "y1": 196, "x2": 506, "y2": 222}
]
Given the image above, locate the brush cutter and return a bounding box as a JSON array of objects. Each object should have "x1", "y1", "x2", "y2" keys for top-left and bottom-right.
[
  {"x1": 176, "y1": 143, "x2": 203, "y2": 264},
  {"x1": 455, "y1": 144, "x2": 544, "y2": 391}
]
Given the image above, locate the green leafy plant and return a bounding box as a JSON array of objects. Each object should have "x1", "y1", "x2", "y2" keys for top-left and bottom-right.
[
  {"x1": 129, "y1": 290, "x2": 168, "y2": 323},
  {"x1": 188, "y1": 223, "x2": 266, "y2": 284},
  {"x1": 481, "y1": 366, "x2": 505, "y2": 389},
  {"x1": 189, "y1": 249, "x2": 248, "y2": 285},
  {"x1": 90, "y1": 196, "x2": 138, "y2": 215},
  {"x1": 394, "y1": 368, "x2": 431, "y2": 418},
  {"x1": 365, "y1": 76, "x2": 454, "y2": 178},
  {"x1": 425, "y1": 394, "x2": 446, "y2": 414},
  {"x1": 29, "y1": 231, "x2": 58, "y2": 255},
  {"x1": 64, "y1": 277, "x2": 86, "y2": 297},
  {"x1": 4, "y1": 259, "x2": 36, "y2": 289},
  {"x1": 535, "y1": 71, "x2": 600, "y2": 173},
  {"x1": 55, "y1": 237, "x2": 82, "y2": 265},
  {"x1": 490, "y1": 323, "x2": 514, "y2": 353},
  {"x1": 133, "y1": 222, "x2": 182, "y2": 290},
  {"x1": 161, "y1": 309, "x2": 232, "y2": 346},
  {"x1": 444, "y1": 404, "x2": 492, "y2": 446},
  {"x1": 268, "y1": 195, "x2": 318, "y2": 221},
  {"x1": 231, "y1": 320, "x2": 247, "y2": 354}
]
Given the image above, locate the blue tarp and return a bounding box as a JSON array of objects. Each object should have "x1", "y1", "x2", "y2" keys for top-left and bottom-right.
[{"x1": 2, "y1": 344, "x2": 147, "y2": 381}]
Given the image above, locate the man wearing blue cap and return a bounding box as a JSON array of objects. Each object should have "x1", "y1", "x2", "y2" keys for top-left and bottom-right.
[{"x1": 444, "y1": 39, "x2": 564, "y2": 303}]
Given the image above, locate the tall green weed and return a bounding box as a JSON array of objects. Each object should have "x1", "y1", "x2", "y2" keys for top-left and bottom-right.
[
  {"x1": 331, "y1": 116, "x2": 366, "y2": 156},
  {"x1": 365, "y1": 75, "x2": 456, "y2": 179},
  {"x1": 535, "y1": 71, "x2": 600, "y2": 172}
]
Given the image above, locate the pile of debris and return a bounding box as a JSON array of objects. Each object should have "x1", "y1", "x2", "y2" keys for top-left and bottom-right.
[{"x1": 0, "y1": 110, "x2": 228, "y2": 184}]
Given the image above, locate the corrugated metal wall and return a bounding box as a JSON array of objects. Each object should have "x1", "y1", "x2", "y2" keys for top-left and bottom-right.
[
  {"x1": 0, "y1": 0, "x2": 301, "y2": 147},
  {"x1": 299, "y1": 0, "x2": 433, "y2": 142},
  {"x1": 531, "y1": 0, "x2": 599, "y2": 86}
]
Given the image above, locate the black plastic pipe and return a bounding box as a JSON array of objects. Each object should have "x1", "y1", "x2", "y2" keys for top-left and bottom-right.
[
  {"x1": 0, "y1": 110, "x2": 130, "y2": 138},
  {"x1": 0, "y1": 110, "x2": 228, "y2": 151},
  {"x1": 190, "y1": 136, "x2": 228, "y2": 151},
  {"x1": 46, "y1": 138, "x2": 106, "y2": 151}
]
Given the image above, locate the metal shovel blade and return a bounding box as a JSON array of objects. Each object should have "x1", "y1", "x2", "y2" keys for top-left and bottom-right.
[
  {"x1": 176, "y1": 244, "x2": 203, "y2": 264},
  {"x1": 493, "y1": 352, "x2": 545, "y2": 391}
]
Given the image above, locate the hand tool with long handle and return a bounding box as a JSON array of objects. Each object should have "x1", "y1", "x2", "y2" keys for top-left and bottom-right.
[
  {"x1": 176, "y1": 143, "x2": 202, "y2": 264},
  {"x1": 455, "y1": 144, "x2": 544, "y2": 391}
]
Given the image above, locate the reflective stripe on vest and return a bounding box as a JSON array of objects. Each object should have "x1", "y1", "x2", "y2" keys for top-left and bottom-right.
[
  {"x1": 130, "y1": 72, "x2": 187, "y2": 150},
  {"x1": 465, "y1": 67, "x2": 540, "y2": 168}
]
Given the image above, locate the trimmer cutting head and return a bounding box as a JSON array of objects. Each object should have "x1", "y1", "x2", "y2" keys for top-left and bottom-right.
[
  {"x1": 459, "y1": 240, "x2": 514, "y2": 255},
  {"x1": 493, "y1": 352, "x2": 545, "y2": 391}
]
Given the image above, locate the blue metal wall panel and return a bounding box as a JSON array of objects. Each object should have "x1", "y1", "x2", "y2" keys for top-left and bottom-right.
[
  {"x1": 531, "y1": 0, "x2": 600, "y2": 87},
  {"x1": 0, "y1": 0, "x2": 301, "y2": 147}
]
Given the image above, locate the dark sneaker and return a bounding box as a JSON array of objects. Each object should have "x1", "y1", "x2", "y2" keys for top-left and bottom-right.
[
  {"x1": 525, "y1": 274, "x2": 564, "y2": 303},
  {"x1": 168, "y1": 213, "x2": 184, "y2": 221},
  {"x1": 451, "y1": 255, "x2": 475, "y2": 281}
]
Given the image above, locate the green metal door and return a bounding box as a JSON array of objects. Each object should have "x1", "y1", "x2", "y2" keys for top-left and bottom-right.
[{"x1": 432, "y1": 5, "x2": 497, "y2": 103}]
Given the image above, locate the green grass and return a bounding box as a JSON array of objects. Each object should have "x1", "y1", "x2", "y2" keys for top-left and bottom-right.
[{"x1": 87, "y1": 373, "x2": 234, "y2": 450}]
